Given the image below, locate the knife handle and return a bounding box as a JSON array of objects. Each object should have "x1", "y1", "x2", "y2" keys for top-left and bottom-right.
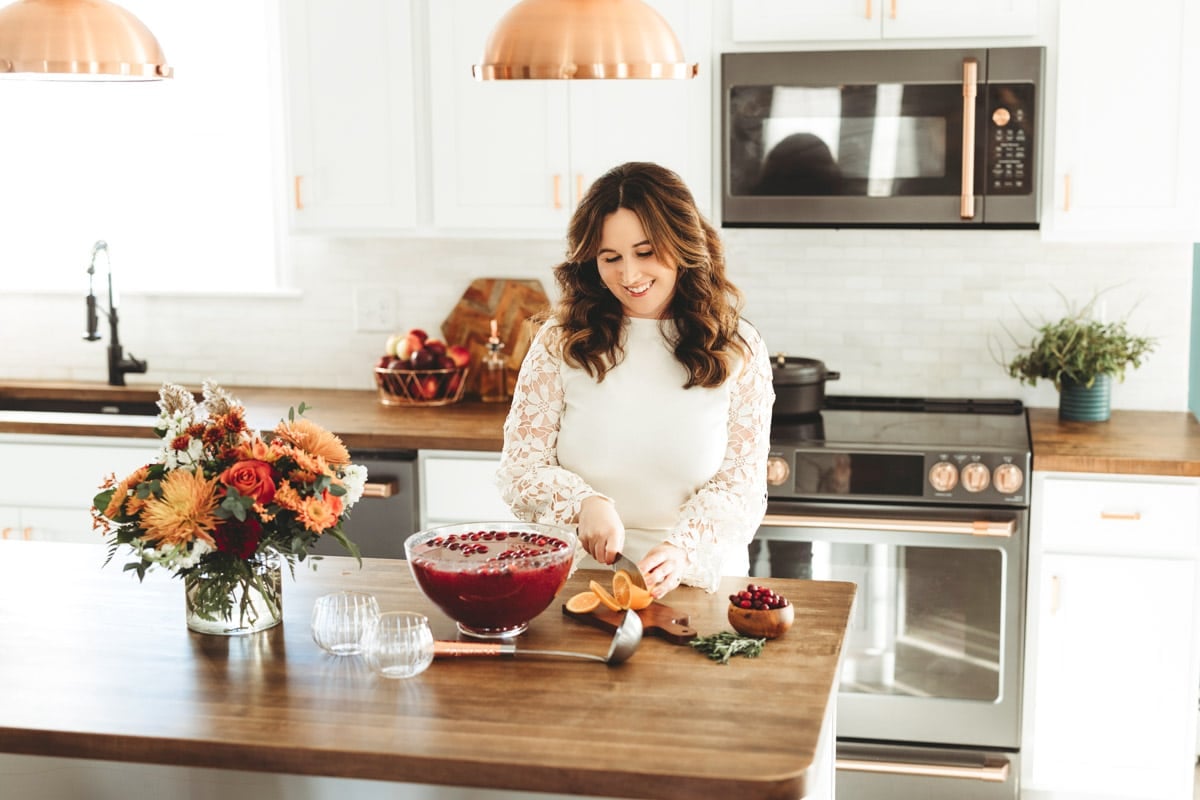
[{"x1": 433, "y1": 641, "x2": 516, "y2": 658}]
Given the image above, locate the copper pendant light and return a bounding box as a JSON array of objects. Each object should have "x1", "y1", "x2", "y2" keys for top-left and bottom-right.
[
  {"x1": 0, "y1": 0, "x2": 171, "y2": 80},
  {"x1": 473, "y1": 0, "x2": 697, "y2": 80}
]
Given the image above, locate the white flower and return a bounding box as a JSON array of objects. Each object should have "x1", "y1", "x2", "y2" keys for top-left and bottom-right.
[{"x1": 340, "y1": 464, "x2": 368, "y2": 508}]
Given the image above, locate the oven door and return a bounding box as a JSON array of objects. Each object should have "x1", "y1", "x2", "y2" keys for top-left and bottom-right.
[
  {"x1": 751, "y1": 501, "x2": 1026, "y2": 750},
  {"x1": 721, "y1": 47, "x2": 1041, "y2": 227}
]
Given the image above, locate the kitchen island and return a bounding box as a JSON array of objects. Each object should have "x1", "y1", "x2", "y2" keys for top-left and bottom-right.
[{"x1": 0, "y1": 540, "x2": 855, "y2": 800}]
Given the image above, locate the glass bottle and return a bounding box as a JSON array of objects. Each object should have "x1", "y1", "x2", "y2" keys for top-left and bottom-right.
[{"x1": 479, "y1": 321, "x2": 508, "y2": 403}]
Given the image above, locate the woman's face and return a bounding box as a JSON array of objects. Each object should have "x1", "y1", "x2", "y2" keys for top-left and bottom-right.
[{"x1": 596, "y1": 207, "x2": 678, "y2": 319}]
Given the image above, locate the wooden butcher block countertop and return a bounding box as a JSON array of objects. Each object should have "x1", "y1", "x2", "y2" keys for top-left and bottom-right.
[
  {"x1": 1028, "y1": 407, "x2": 1200, "y2": 477},
  {"x1": 0, "y1": 381, "x2": 510, "y2": 452},
  {"x1": 0, "y1": 540, "x2": 855, "y2": 800}
]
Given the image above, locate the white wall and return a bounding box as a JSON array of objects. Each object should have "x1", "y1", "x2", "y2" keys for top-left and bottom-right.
[{"x1": 0, "y1": 229, "x2": 1189, "y2": 412}]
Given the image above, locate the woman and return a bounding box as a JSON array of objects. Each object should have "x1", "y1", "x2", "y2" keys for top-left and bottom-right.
[{"x1": 497, "y1": 162, "x2": 774, "y2": 599}]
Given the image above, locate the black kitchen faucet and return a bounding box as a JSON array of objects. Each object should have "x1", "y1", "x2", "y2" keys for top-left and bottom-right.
[{"x1": 84, "y1": 240, "x2": 147, "y2": 386}]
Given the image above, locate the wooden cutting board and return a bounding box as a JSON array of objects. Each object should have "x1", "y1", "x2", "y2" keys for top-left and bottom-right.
[
  {"x1": 562, "y1": 602, "x2": 698, "y2": 645},
  {"x1": 441, "y1": 278, "x2": 551, "y2": 399}
]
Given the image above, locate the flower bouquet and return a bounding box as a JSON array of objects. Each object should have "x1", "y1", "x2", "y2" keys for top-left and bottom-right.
[{"x1": 91, "y1": 381, "x2": 367, "y2": 635}]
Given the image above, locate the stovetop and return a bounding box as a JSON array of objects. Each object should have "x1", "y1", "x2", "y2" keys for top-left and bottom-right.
[{"x1": 771, "y1": 395, "x2": 1031, "y2": 454}]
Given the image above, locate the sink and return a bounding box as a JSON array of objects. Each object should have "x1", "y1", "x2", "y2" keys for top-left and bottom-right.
[
  {"x1": 0, "y1": 397, "x2": 161, "y2": 416},
  {"x1": 0, "y1": 397, "x2": 162, "y2": 427}
]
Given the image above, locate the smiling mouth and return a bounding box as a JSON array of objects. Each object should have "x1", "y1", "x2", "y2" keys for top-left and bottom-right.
[{"x1": 624, "y1": 280, "x2": 653, "y2": 298}]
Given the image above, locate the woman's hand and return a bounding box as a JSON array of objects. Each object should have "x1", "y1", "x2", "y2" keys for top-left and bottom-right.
[
  {"x1": 577, "y1": 496, "x2": 624, "y2": 565},
  {"x1": 640, "y1": 543, "x2": 688, "y2": 599}
]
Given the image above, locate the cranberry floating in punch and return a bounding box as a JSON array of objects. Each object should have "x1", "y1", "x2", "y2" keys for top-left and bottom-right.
[{"x1": 404, "y1": 522, "x2": 576, "y2": 639}]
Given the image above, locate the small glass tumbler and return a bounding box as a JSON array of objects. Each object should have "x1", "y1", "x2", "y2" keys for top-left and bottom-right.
[
  {"x1": 364, "y1": 611, "x2": 435, "y2": 679},
  {"x1": 311, "y1": 591, "x2": 381, "y2": 656}
]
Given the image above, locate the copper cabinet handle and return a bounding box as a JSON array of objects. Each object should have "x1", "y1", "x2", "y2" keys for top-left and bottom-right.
[
  {"x1": 890, "y1": 0, "x2": 897, "y2": 19},
  {"x1": 1063, "y1": 173, "x2": 1071, "y2": 212},
  {"x1": 865, "y1": 0, "x2": 872, "y2": 19},
  {"x1": 1099, "y1": 510, "x2": 1142, "y2": 521},
  {"x1": 760, "y1": 513, "x2": 1014, "y2": 538},
  {"x1": 22, "y1": 527, "x2": 31, "y2": 540},
  {"x1": 1, "y1": 528, "x2": 9, "y2": 540},
  {"x1": 837, "y1": 757, "x2": 1009, "y2": 783},
  {"x1": 362, "y1": 479, "x2": 400, "y2": 499},
  {"x1": 1049, "y1": 575, "x2": 1061, "y2": 614},
  {"x1": 553, "y1": 174, "x2": 562, "y2": 209},
  {"x1": 294, "y1": 175, "x2": 304, "y2": 211},
  {"x1": 960, "y1": 58, "x2": 979, "y2": 219}
]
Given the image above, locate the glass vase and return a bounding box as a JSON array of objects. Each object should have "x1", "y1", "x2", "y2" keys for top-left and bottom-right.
[{"x1": 184, "y1": 552, "x2": 283, "y2": 635}]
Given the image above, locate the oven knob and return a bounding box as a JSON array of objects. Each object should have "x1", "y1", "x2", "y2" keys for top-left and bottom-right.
[
  {"x1": 993, "y1": 463, "x2": 1025, "y2": 495},
  {"x1": 766, "y1": 455, "x2": 790, "y2": 487},
  {"x1": 928, "y1": 461, "x2": 958, "y2": 492},
  {"x1": 961, "y1": 462, "x2": 991, "y2": 493}
]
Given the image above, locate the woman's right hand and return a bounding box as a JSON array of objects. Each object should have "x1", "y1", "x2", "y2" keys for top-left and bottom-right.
[{"x1": 577, "y1": 495, "x2": 624, "y2": 565}]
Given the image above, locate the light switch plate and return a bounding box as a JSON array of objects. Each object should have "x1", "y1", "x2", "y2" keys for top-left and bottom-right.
[{"x1": 354, "y1": 286, "x2": 396, "y2": 332}]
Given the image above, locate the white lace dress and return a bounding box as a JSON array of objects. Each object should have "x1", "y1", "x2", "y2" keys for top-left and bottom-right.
[{"x1": 496, "y1": 315, "x2": 775, "y2": 591}]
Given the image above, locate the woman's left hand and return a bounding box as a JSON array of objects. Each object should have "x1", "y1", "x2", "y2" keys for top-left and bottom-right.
[{"x1": 640, "y1": 543, "x2": 688, "y2": 599}]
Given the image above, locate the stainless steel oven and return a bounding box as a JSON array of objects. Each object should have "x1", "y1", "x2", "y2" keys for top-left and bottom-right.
[
  {"x1": 721, "y1": 47, "x2": 1044, "y2": 228},
  {"x1": 750, "y1": 396, "x2": 1030, "y2": 799}
]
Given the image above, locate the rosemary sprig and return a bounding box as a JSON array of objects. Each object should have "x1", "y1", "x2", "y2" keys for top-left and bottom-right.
[{"x1": 689, "y1": 631, "x2": 766, "y2": 664}]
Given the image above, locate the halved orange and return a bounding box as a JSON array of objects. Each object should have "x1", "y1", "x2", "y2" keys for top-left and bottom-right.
[
  {"x1": 588, "y1": 579, "x2": 623, "y2": 612},
  {"x1": 565, "y1": 590, "x2": 602, "y2": 614},
  {"x1": 613, "y1": 570, "x2": 653, "y2": 610}
]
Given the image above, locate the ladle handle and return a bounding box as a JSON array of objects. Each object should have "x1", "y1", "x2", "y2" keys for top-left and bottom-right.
[{"x1": 434, "y1": 641, "x2": 516, "y2": 657}]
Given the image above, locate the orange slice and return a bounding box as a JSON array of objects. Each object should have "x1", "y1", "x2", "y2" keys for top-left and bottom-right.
[
  {"x1": 588, "y1": 579, "x2": 623, "y2": 612},
  {"x1": 565, "y1": 590, "x2": 602, "y2": 614},
  {"x1": 613, "y1": 569, "x2": 653, "y2": 611}
]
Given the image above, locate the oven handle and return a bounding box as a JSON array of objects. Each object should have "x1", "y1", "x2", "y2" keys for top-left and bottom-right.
[
  {"x1": 837, "y1": 756, "x2": 1010, "y2": 783},
  {"x1": 960, "y1": 57, "x2": 979, "y2": 219},
  {"x1": 760, "y1": 513, "x2": 1014, "y2": 538}
]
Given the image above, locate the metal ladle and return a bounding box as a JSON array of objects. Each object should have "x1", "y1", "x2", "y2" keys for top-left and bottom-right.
[{"x1": 432, "y1": 608, "x2": 643, "y2": 666}]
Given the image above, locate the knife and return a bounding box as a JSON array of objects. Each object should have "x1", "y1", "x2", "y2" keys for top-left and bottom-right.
[{"x1": 612, "y1": 551, "x2": 648, "y2": 590}]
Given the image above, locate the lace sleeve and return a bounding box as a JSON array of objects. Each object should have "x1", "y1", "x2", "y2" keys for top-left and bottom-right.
[
  {"x1": 496, "y1": 322, "x2": 605, "y2": 527},
  {"x1": 666, "y1": 323, "x2": 774, "y2": 592}
]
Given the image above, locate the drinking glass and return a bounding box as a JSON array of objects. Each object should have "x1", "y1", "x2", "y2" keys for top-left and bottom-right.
[
  {"x1": 311, "y1": 591, "x2": 380, "y2": 656},
  {"x1": 364, "y1": 611, "x2": 435, "y2": 679}
]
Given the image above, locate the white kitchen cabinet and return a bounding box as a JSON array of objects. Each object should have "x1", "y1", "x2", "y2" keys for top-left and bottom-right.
[
  {"x1": 418, "y1": 450, "x2": 516, "y2": 530},
  {"x1": 281, "y1": 0, "x2": 418, "y2": 233},
  {"x1": 729, "y1": 0, "x2": 1039, "y2": 43},
  {"x1": 0, "y1": 434, "x2": 160, "y2": 544},
  {"x1": 428, "y1": 0, "x2": 713, "y2": 234},
  {"x1": 1023, "y1": 472, "x2": 1200, "y2": 800},
  {"x1": 1043, "y1": 0, "x2": 1200, "y2": 242}
]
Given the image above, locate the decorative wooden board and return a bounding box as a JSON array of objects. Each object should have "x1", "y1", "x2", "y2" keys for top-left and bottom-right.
[
  {"x1": 441, "y1": 278, "x2": 551, "y2": 399},
  {"x1": 562, "y1": 601, "x2": 699, "y2": 645}
]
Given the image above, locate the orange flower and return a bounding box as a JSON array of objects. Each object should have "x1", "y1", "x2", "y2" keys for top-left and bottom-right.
[
  {"x1": 287, "y1": 447, "x2": 330, "y2": 485},
  {"x1": 273, "y1": 418, "x2": 350, "y2": 466},
  {"x1": 103, "y1": 465, "x2": 151, "y2": 519},
  {"x1": 234, "y1": 437, "x2": 277, "y2": 463},
  {"x1": 139, "y1": 469, "x2": 219, "y2": 549},
  {"x1": 295, "y1": 491, "x2": 340, "y2": 533},
  {"x1": 273, "y1": 480, "x2": 303, "y2": 512}
]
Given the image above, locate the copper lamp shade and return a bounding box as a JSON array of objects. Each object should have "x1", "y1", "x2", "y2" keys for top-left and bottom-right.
[
  {"x1": 0, "y1": 0, "x2": 171, "y2": 79},
  {"x1": 473, "y1": 0, "x2": 697, "y2": 80}
]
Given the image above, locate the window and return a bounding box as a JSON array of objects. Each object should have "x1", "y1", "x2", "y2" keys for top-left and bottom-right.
[{"x1": 0, "y1": 1, "x2": 283, "y2": 293}]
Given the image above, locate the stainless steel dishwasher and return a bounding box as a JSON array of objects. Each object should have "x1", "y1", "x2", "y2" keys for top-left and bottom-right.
[{"x1": 310, "y1": 449, "x2": 419, "y2": 559}]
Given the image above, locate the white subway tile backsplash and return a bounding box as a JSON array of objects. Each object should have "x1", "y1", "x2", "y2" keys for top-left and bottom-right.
[{"x1": 0, "y1": 229, "x2": 1190, "y2": 411}]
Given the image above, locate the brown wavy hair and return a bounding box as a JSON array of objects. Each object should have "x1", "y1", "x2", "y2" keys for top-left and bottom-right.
[{"x1": 551, "y1": 162, "x2": 748, "y2": 388}]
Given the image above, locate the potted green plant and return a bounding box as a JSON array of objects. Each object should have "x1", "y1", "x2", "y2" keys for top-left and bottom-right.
[{"x1": 1003, "y1": 296, "x2": 1157, "y2": 421}]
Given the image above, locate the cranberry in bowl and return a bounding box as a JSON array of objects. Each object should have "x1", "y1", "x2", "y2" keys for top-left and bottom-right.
[{"x1": 404, "y1": 522, "x2": 577, "y2": 639}]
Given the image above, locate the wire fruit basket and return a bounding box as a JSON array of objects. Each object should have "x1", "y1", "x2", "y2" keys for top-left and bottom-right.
[{"x1": 375, "y1": 366, "x2": 470, "y2": 407}]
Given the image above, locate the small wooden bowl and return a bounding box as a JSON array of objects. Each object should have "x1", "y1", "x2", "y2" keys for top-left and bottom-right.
[{"x1": 728, "y1": 602, "x2": 795, "y2": 639}]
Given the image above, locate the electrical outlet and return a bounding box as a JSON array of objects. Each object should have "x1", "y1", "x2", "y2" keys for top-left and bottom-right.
[{"x1": 354, "y1": 286, "x2": 397, "y2": 332}]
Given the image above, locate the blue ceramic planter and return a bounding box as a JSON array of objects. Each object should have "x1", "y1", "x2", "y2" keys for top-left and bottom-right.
[{"x1": 1059, "y1": 375, "x2": 1112, "y2": 422}]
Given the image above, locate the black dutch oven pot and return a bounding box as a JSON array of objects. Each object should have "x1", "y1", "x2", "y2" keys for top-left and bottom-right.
[{"x1": 771, "y1": 355, "x2": 840, "y2": 417}]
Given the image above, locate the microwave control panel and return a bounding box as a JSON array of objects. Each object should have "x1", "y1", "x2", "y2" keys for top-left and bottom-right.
[{"x1": 986, "y1": 82, "x2": 1035, "y2": 195}]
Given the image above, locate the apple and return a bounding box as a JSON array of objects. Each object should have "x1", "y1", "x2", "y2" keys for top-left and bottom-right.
[
  {"x1": 447, "y1": 344, "x2": 471, "y2": 368},
  {"x1": 418, "y1": 375, "x2": 441, "y2": 400},
  {"x1": 424, "y1": 338, "x2": 447, "y2": 357},
  {"x1": 384, "y1": 333, "x2": 404, "y2": 358},
  {"x1": 376, "y1": 354, "x2": 393, "y2": 369},
  {"x1": 397, "y1": 332, "x2": 425, "y2": 361},
  {"x1": 410, "y1": 349, "x2": 437, "y2": 370},
  {"x1": 386, "y1": 358, "x2": 406, "y2": 370},
  {"x1": 408, "y1": 328, "x2": 428, "y2": 345}
]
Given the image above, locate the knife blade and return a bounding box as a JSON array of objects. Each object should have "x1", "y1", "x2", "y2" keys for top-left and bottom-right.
[{"x1": 612, "y1": 551, "x2": 648, "y2": 590}]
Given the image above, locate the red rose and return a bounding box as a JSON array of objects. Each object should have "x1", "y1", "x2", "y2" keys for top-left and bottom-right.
[
  {"x1": 219, "y1": 459, "x2": 277, "y2": 505},
  {"x1": 212, "y1": 517, "x2": 263, "y2": 559}
]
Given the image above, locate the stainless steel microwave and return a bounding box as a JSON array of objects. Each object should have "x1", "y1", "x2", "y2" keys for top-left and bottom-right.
[{"x1": 721, "y1": 47, "x2": 1044, "y2": 229}]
